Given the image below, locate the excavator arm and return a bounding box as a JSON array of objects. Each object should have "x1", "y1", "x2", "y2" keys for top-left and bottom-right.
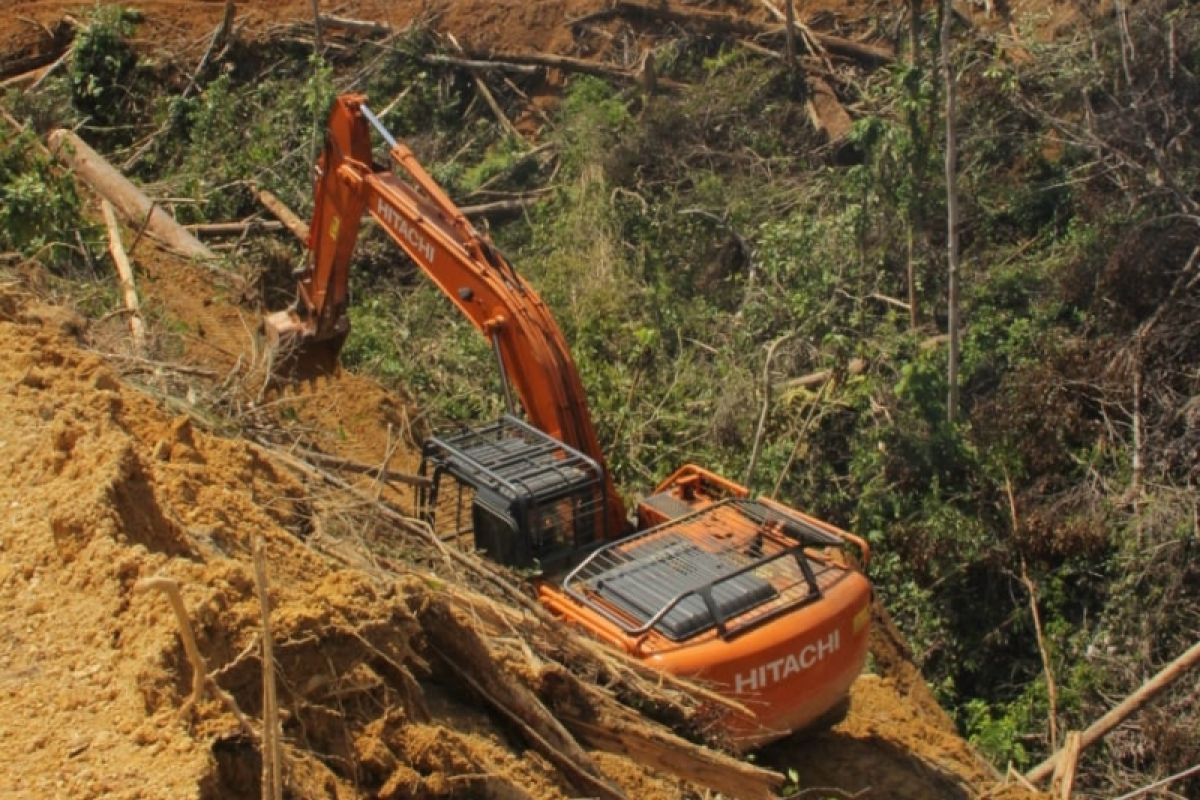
[{"x1": 268, "y1": 94, "x2": 627, "y2": 535}]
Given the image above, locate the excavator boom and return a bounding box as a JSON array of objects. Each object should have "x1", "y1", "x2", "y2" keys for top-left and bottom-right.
[{"x1": 268, "y1": 94, "x2": 626, "y2": 536}]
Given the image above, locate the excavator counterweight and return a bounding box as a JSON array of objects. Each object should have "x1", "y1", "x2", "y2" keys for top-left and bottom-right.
[{"x1": 269, "y1": 94, "x2": 873, "y2": 748}]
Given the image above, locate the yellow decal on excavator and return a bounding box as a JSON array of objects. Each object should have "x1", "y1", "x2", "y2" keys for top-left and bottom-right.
[
  {"x1": 328, "y1": 214, "x2": 341, "y2": 243},
  {"x1": 853, "y1": 604, "x2": 869, "y2": 634}
]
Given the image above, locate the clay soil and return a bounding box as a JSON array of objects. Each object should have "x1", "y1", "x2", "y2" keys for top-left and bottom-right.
[{"x1": 0, "y1": 1, "x2": 1060, "y2": 798}]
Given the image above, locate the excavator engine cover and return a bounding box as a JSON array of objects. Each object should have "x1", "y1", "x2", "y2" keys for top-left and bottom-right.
[{"x1": 419, "y1": 415, "x2": 608, "y2": 571}]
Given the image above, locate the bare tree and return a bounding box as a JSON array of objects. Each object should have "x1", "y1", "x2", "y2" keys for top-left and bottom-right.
[
  {"x1": 906, "y1": 0, "x2": 924, "y2": 330},
  {"x1": 941, "y1": 0, "x2": 961, "y2": 422}
]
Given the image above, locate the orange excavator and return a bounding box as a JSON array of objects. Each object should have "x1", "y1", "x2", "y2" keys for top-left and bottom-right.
[{"x1": 268, "y1": 94, "x2": 873, "y2": 749}]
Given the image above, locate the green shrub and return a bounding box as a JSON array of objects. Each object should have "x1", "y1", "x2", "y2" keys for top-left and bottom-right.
[
  {"x1": 69, "y1": 6, "x2": 138, "y2": 125},
  {"x1": 0, "y1": 131, "x2": 90, "y2": 267}
]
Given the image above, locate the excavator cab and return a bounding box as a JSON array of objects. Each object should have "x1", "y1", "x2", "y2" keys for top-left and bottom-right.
[{"x1": 418, "y1": 415, "x2": 608, "y2": 571}]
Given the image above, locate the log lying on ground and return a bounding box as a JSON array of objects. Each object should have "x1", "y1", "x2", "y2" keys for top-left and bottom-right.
[
  {"x1": 48, "y1": 129, "x2": 215, "y2": 261},
  {"x1": 0, "y1": 27, "x2": 74, "y2": 84},
  {"x1": 409, "y1": 585, "x2": 785, "y2": 800},
  {"x1": 0, "y1": 46, "x2": 71, "y2": 91},
  {"x1": 1026, "y1": 639, "x2": 1200, "y2": 784},
  {"x1": 254, "y1": 188, "x2": 311, "y2": 242},
  {"x1": 460, "y1": 197, "x2": 543, "y2": 218},
  {"x1": 255, "y1": 438, "x2": 750, "y2": 731},
  {"x1": 172, "y1": 404, "x2": 781, "y2": 799},
  {"x1": 186, "y1": 220, "x2": 286, "y2": 236},
  {"x1": 564, "y1": 715, "x2": 783, "y2": 800},
  {"x1": 572, "y1": 0, "x2": 762, "y2": 36},
  {"x1": 463, "y1": 49, "x2": 688, "y2": 91},
  {"x1": 317, "y1": 13, "x2": 394, "y2": 37},
  {"x1": 575, "y1": 0, "x2": 894, "y2": 64},
  {"x1": 422, "y1": 53, "x2": 539, "y2": 74}
]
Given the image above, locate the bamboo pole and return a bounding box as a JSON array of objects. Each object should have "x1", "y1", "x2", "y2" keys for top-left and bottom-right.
[
  {"x1": 253, "y1": 537, "x2": 283, "y2": 800},
  {"x1": 100, "y1": 200, "x2": 146, "y2": 351},
  {"x1": 1026, "y1": 639, "x2": 1200, "y2": 784}
]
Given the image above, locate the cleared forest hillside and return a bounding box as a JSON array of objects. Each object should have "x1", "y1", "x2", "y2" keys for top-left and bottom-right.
[{"x1": 1, "y1": 1, "x2": 1197, "y2": 798}]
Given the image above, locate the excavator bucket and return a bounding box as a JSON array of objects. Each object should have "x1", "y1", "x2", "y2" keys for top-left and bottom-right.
[{"x1": 262, "y1": 307, "x2": 347, "y2": 377}]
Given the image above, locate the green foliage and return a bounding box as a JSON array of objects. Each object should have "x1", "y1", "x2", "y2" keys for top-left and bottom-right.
[
  {"x1": 0, "y1": 131, "x2": 91, "y2": 267},
  {"x1": 459, "y1": 136, "x2": 527, "y2": 192},
  {"x1": 172, "y1": 58, "x2": 343, "y2": 221},
  {"x1": 69, "y1": 5, "x2": 138, "y2": 125},
  {"x1": 364, "y1": 30, "x2": 474, "y2": 138},
  {"x1": 341, "y1": 278, "x2": 500, "y2": 422},
  {"x1": 558, "y1": 77, "x2": 631, "y2": 169},
  {"x1": 301, "y1": 54, "x2": 336, "y2": 125},
  {"x1": 965, "y1": 698, "x2": 1030, "y2": 767}
]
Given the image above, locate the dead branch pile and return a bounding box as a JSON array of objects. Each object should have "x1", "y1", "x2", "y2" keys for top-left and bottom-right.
[{"x1": 136, "y1": 373, "x2": 784, "y2": 799}]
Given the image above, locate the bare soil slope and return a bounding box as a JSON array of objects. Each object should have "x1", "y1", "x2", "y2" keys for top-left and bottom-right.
[{"x1": 0, "y1": 278, "x2": 696, "y2": 800}]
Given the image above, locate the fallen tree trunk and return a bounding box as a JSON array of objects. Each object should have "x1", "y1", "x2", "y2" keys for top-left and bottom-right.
[
  {"x1": 422, "y1": 53, "x2": 539, "y2": 74},
  {"x1": 756, "y1": 0, "x2": 893, "y2": 64},
  {"x1": 317, "y1": 13, "x2": 394, "y2": 37},
  {"x1": 0, "y1": 46, "x2": 70, "y2": 83},
  {"x1": 289, "y1": 446, "x2": 430, "y2": 488},
  {"x1": 573, "y1": 0, "x2": 763, "y2": 36},
  {"x1": 256, "y1": 439, "x2": 749, "y2": 728},
  {"x1": 460, "y1": 197, "x2": 543, "y2": 218},
  {"x1": 48, "y1": 129, "x2": 215, "y2": 261},
  {"x1": 1026, "y1": 639, "x2": 1200, "y2": 784},
  {"x1": 465, "y1": 49, "x2": 688, "y2": 91},
  {"x1": 576, "y1": 1, "x2": 894, "y2": 65},
  {"x1": 410, "y1": 583, "x2": 783, "y2": 800},
  {"x1": 0, "y1": 46, "x2": 71, "y2": 91},
  {"x1": 186, "y1": 220, "x2": 286, "y2": 236}
]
